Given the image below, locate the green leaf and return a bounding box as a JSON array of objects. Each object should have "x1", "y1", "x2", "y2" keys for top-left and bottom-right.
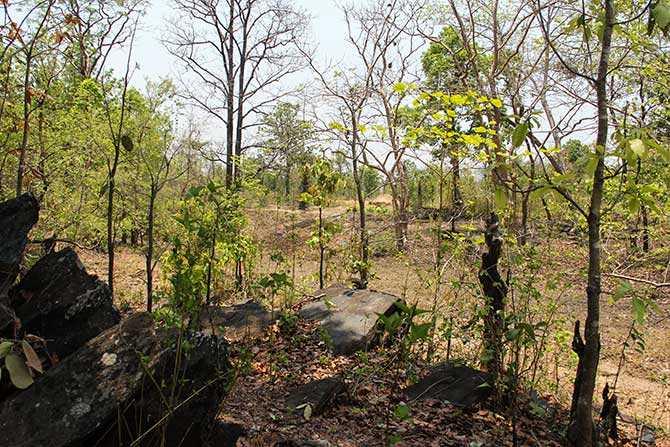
[
  {"x1": 629, "y1": 139, "x2": 647, "y2": 158},
  {"x1": 511, "y1": 122, "x2": 529, "y2": 148},
  {"x1": 0, "y1": 341, "x2": 12, "y2": 359},
  {"x1": 632, "y1": 296, "x2": 647, "y2": 324},
  {"x1": 653, "y1": 2, "x2": 670, "y2": 30},
  {"x1": 409, "y1": 322, "x2": 432, "y2": 342},
  {"x1": 394, "y1": 403, "x2": 411, "y2": 420},
  {"x1": 627, "y1": 196, "x2": 641, "y2": 215},
  {"x1": 613, "y1": 281, "x2": 632, "y2": 302},
  {"x1": 5, "y1": 354, "x2": 34, "y2": 389},
  {"x1": 494, "y1": 187, "x2": 507, "y2": 211}
]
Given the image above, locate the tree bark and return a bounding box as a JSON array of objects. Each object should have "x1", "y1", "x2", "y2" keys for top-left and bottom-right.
[
  {"x1": 478, "y1": 212, "x2": 507, "y2": 387},
  {"x1": 350, "y1": 120, "x2": 368, "y2": 289},
  {"x1": 225, "y1": 0, "x2": 235, "y2": 188},
  {"x1": 318, "y1": 206, "x2": 324, "y2": 289},
  {"x1": 568, "y1": 1, "x2": 613, "y2": 444},
  {"x1": 146, "y1": 186, "x2": 156, "y2": 312}
]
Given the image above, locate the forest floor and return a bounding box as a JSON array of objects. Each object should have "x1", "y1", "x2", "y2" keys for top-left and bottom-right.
[{"x1": 78, "y1": 201, "x2": 670, "y2": 445}]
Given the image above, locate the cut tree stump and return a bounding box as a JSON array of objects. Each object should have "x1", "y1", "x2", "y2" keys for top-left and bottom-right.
[
  {"x1": 404, "y1": 362, "x2": 491, "y2": 408},
  {"x1": 0, "y1": 312, "x2": 231, "y2": 447},
  {"x1": 4, "y1": 248, "x2": 120, "y2": 360},
  {"x1": 299, "y1": 285, "x2": 399, "y2": 355},
  {"x1": 0, "y1": 193, "x2": 39, "y2": 293},
  {"x1": 200, "y1": 300, "x2": 275, "y2": 342}
]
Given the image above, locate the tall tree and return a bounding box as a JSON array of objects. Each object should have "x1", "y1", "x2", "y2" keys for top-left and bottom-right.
[{"x1": 167, "y1": 0, "x2": 309, "y2": 187}]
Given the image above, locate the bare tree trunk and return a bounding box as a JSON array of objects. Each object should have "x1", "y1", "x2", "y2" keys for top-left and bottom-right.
[
  {"x1": 106, "y1": 153, "x2": 119, "y2": 297},
  {"x1": 568, "y1": 1, "x2": 613, "y2": 444},
  {"x1": 146, "y1": 186, "x2": 156, "y2": 312},
  {"x1": 225, "y1": 0, "x2": 235, "y2": 188},
  {"x1": 351, "y1": 122, "x2": 368, "y2": 289},
  {"x1": 478, "y1": 212, "x2": 507, "y2": 389},
  {"x1": 16, "y1": 53, "x2": 32, "y2": 197},
  {"x1": 641, "y1": 204, "x2": 650, "y2": 252},
  {"x1": 318, "y1": 206, "x2": 324, "y2": 289}
]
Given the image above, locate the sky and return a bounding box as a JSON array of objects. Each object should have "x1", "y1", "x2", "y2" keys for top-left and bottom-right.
[{"x1": 112, "y1": 1, "x2": 356, "y2": 90}]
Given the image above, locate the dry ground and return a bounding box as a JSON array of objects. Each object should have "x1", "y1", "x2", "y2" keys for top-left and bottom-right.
[{"x1": 76, "y1": 201, "x2": 670, "y2": 444}]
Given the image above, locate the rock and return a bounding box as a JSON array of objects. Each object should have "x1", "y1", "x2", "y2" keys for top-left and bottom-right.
[
  {"x1": 200, "y1": 300, "x2": 274, "y2": 342},
  {"x1": 299, "y1": 286, "x2": 399, "y2": 355},
  {"x1": 0, "y1": 193, "x2": 39, "y2": 293},
  {"x1": 211, "y1": 418, "x2": 247, "y2": 447},
  {"x1": 285, "y1": 376, "x2": 346, "y2": 417},
  {"x1": 0, "y1": 312, "x2": 231, "y2": 447},
  {"x1": 4, "y1": 248, "x2": 120, "y2": 360},
  {"x1": 404, "y1": 362, "x2": 491, "y2": 408},
  {"x1": 640, "y1": 425, "x2": 655, "y2": 446}
]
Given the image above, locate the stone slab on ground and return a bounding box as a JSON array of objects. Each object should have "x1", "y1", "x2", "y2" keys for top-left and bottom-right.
[
  {"x1": 285, "y1": 376, "x2": 346, "y2": 417},
  {"x1": 404, "y1": 362, "x2": 491, "y2": 408},
  {"x1": 299, "y1": 285, "x2": 399, "y2": 355},
  {"x1": 5, "y1": 248, "x2": 120, "y2": 360},
  {"x1": 0, "y1": 193, "x2": 39, "y2": 292},
  {"x1": 200, "y1": 300, "x2": 275, "y2": 342},
  {"x1": 0, "y1": 313, "x2": 230, "y2": 447}
]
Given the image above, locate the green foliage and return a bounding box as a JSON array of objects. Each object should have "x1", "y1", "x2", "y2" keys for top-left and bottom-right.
[{"x1": 157, "y1": 182, "x2": 253, "y2": 325}]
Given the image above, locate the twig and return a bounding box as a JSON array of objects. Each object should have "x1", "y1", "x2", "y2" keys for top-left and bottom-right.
[{"x1": 604, "y1": 273, "x2": 670, "y2": 289}]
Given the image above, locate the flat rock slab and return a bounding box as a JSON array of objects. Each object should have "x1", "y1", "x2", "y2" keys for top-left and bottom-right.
[
  {"x1": 0, "y1": 193, "x2": 39, "y2": 291},
  {"x1": 286, "y1": 376, "x2": 346, "y2": 417},
  {"x1": 0, "y1": 313, "x2": 230, "y2": 447},
  {"x1": 200, "y1": 300, "x2": 274, "y2": 342},
  {"x1": 5, "y1": 248, "x2": 120, "y2": 360},
  {"x1": 299, "y1": 286, "x2": 399, "y2": 355},
  {"x1": 405, "y1": 363, "x2": 491, "y2": 408}
]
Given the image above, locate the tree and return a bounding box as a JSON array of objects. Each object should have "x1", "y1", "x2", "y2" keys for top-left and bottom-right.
[
  {"x1": 300, "y1": 159, "x2": 342, "y2": 289},
  {"x1": 100, "y1": 23, "x2": 137, "y2": 298},
  {"x1": 535, "y1": 1, "x2": 670, "y2": 444},
  {"x1": 55, "y1": 0, "x2": 147, "y2": 80},
  {"x1": 259, "y1": 101, "x2": 314, "y2": 203},
  {"x1": 347, "y1": 0, "x2": 427, "y2": 251},
  {"x1": 167, "y1": 0, "x2": 309, "y2": 187}
]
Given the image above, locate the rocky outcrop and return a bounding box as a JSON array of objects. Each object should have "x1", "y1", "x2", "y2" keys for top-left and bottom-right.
[
  {"x1": 5, "y1": 248, "x2": 120, "y2": 360},
  {"x1": 300, "y1": 285, "x2": 399, "y2": 355},
  {"x1": 404, "y1": 362, "x2": 491, "y2": 408},
  {"x1": 0, "y1": 313, "x2": 231, "y2": 447},
  {"x1": 200, "y1": 300, "x2": 274, "y2": 342},
  {"x1": 0, "y1": 193, "x2": 39, "y2": 293}
]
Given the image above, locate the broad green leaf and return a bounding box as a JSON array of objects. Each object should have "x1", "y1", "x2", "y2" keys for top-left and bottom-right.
[
  {"x1": 409, "y1": 322, "x2": 432, "y2": 342},
  {"x1": 5, "y1": 354, "x2": 34, "y2": 389},
  {"x1": 0, "y1": 341, "x2": 12, "y2": 359},
  {"x1": 632, "y1": 296, "x2": 647, "y2": 325},
  {"x1": 511, "y1": 122, "x2": 529, "y2": 148},
  {"x1": 629, "y1": 139, "x2": 646, "y2": 158},
  {"x1": 494, "y1": 187, "x2": 507, "y2": 211}
]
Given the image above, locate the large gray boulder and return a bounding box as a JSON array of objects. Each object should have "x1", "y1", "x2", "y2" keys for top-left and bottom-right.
[
  {"x1": 299, "y1": 285, "x2": 399, "y2": 355},
  {"x1": 5, "y1": 248, "x2": 120, "y2": 360},
  {"x1": 0, "y1": 193, "x2": 39, "y2": 293},
  {"x1": 0, "y1": 312, "x2": 231, "y2": 447}
]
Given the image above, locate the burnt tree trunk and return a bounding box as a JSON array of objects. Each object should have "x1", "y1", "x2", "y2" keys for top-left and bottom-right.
[{"x1": 478, "y1": 212, "x2": 507, "y2": 388}]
